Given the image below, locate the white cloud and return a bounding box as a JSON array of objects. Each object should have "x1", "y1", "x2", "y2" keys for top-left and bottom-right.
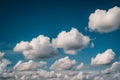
[
  {"x1": 72, "y1": 71, "x2": 85, "y2": 80},
  {"x1": 50, "y1": 56, "x2": 77, "y2": 70},
  {"x1": 94, "y1": 76, "x2": 105, "y2": 80},
  {"x1": 52, "y1": 28, "x2": 90, "y2": 54},
  {"x1": 90, "y1": 42, "x2": 94, "y2": 48},
  {"x1": 91, "y1": 49, "x2": 115, "y2": 66},
  {"x1": 76, "y1": 62, "x2": 84, "y2": 70},
  {"x1": 37, "y1": 69, "x2": 57, "y2": 78},
  {"x1": 14, "y1": 35, "x2": 58, "y2": 59},
  {"x1": 100, "y1": 62, "x2": 120, "y2": 80},
  {"x1": 0, "y1": 59, "x2": 11, "y2": 73},
  {"x1": 113, "y1": 73, "x2": 120, "y2": 79},
  {"x1": 14, "y1": 60, "x2": 47, "y2": 71},
  {"x1": 0, "y1": 52, "x2": 11, "y2": 73},
  {"x1": 89, "y1": 6, "x2": 120, "y2": 33},
  {"x1": 110, "y1": 62, "x2": 120, "y2": 71},
  {"x1": 0, "y1": 52, "x2": 4, "y2": 58}
]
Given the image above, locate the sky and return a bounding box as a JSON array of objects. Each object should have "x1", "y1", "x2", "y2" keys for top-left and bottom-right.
[{"x1": 0, "y1": 0, "x2": 120, "y2": 80}]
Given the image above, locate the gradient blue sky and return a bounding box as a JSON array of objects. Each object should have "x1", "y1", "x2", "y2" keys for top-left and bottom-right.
[{"x1": 0, "y1": 0, "x2": 120, "y2": 68}]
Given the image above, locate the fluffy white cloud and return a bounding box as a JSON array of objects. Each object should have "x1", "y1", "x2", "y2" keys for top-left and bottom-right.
[
  {"x1": 89, "y1": 6, "x2": 120, "y2": 33},
  {"x1": 76, "y1": 62, "x2": 84, "y2": 70},
  {"x1": 72, "y1": 72, "x2": 85, "y2": 80},
  {"x1": 0, "y1": 52, "x2": 11, "y2": 73},
  {"x1": 50, "y1": 56, "x2": 77, "y2": 70},
  {"x1": 0, "y1": 52, "x2": 4, "y2": 58},
  {"x1": 14, "y1": 35, "x2": 58, "y2": 59},
  {"x1": 14, "y1": 60, "x2": 47, "y2": 71},
  {"x1": 94, "y1": 76, "x2": 105, "y2": 80},
  {"x1": 37, "y1": 69, "x2": 57, "y2": 78},
  {"x1": 110, "y1": 62, "x2": 120, "y2": 71},
  {"x1": 100, "y1": 62, "x2": 120, "y2": 80},
  {"x1": 91, "y1": 49, "x2": 115, "y2": 66},
  {"x1": 52, "y1": 28, "x2": 90, "y2": 54}
]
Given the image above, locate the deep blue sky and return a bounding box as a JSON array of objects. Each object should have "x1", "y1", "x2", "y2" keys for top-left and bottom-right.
[{"x1": 0, "y1": 0, "x2": 120, "y2": 67}]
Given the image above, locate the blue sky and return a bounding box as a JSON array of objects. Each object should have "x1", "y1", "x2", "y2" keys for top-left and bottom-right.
[{"x1": 0, "y1": 0, "x2": 120, "y2": 80}]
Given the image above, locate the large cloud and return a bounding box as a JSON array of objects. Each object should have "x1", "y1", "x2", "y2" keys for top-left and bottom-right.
[
  {"x1": 14, "y1": 60, "x2": 47, "y2": 71},
  {"x1": 89, "y1": 6, "x2": 120, "y2": 33},
  {"x1": 50, "y1": 56, "x2": 77, "y2": 70},
  {"x1": 91, "y1": 49, "x2": 115, "y2": 66},
  {"x1": 52, "y1": 28, "x2": 90, "y2": 54},
  {"x1": 14, "y1": 35, "x2": 58, "y2": 59}
]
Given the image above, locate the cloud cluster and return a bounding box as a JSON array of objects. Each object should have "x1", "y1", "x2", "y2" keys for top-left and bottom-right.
[
  {"x1": 89, "y1": 6, "x2": 120, "y2": 33},
  {"x1": 7, "y1": 69, "x2": 95, "y2": 80},
  {"x1": 1, "y1": 58, "x2": 120, "y2": 80},
  {"x1": 91, "y1": 49, "x2": 115, "y2": 66},
  {"x1": 52, "y1": 28, "x2": 90, "y2": 54},
  {"x1": 50, "y1": 56, "x2": 77, "y2": 70},
  {"x1": 14, "y1": 35, "x2": 58, "y2": 59},
  {"x1": 14, "y1": 60, "x2": 47, "y2": 71}
]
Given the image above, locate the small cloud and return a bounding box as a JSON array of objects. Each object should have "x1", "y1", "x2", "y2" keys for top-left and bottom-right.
[
  {"x1": 88, "y1": 6, "x2": 120, "y2": 33},
  {"x1": 14, "y1": 35, "x2": 58, "y2": 59},
  {"x1": 90, "y1": 42, "x2": 94, "y2": 48},
  {"x1": 37, "y1": 69, "x2": 57, "y2": 78},
  {"x1": 0, "y1": 52, "x2": 4, "y2": 58},
  {"x1": 94, "y1": 76, "x2": 105, "y2": 80},
  {"x1": 50, "y1": 56, "x2": 77, "y2": 70},
  {"x1": 72, "y1": 71, "x2": 85, "y2": 80},
  {"x1": 0, "y1": 52, "x2": 11, "y2": 72},
  {"x1": 110, "y1": 62, "x2": 120, "y2": 72},
  {"x1": 14, "y1": 60, "x2": 47, "y2": 71},
  {"x1": 84, "y1": 27, "x2": 88, "y2": 32},
  {"x1": 52, "y1": 28, "x2": 90, "y2": 54},
  {"x1": 91, "y1": 49, "x2": 115, "y2": 66},
  {"x1": 100, "y1": 61, "x2": 120, "y2": 80},
  {"x1": 76, "y1": 62, "x2": 84, "y2": 70}
]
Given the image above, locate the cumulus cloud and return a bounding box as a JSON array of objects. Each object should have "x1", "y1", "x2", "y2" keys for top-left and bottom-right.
[
  {"x1": 110, "y1": 62, "x2": 120, "y2": 71},
  {"x1": 50, "y1": 56, "x2": 77, "y2": 70},
  {"x1": 14, "y1": 35, "x2": 58, "y2": 59},
  {"x1": 0, "y1": 52, "x2": 11, "y2": 73},
  {"x1": 76, "y1": 62, "x2": 84, "y2": 70},
  {"x1": 0, "y1": 52, "x2": 4, "y2": 58},
  {"x1": 52, "y1": 28, "x2": 90, "y2": 54},
  {"x1": 94, "y1": 76, "x2": 105, "y2": 80},
  {"x1": 91, "y1": 49, "x2": 115, "y2": 66},
  {"x1": 101, "y1": 61, "x2": 120, "y2": 74},
  {"x1": 14, "y1": 60, "x2": 47, "y2": 71},
  {"x1": 13, "y1": 69, "x2": 96, "y2": 80},
  {"x1": 72, "y1": 71, "x2": 85, "y2": 80},
  {"x1": 89, "y1": 6, "x2": 120, "y2": 33},
  {"x1": 99, "y1": 62, "x2": 120, "y2": 80},
  {"x1": 37, "y1": 69, "x2": 57, "y2": 78}
]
